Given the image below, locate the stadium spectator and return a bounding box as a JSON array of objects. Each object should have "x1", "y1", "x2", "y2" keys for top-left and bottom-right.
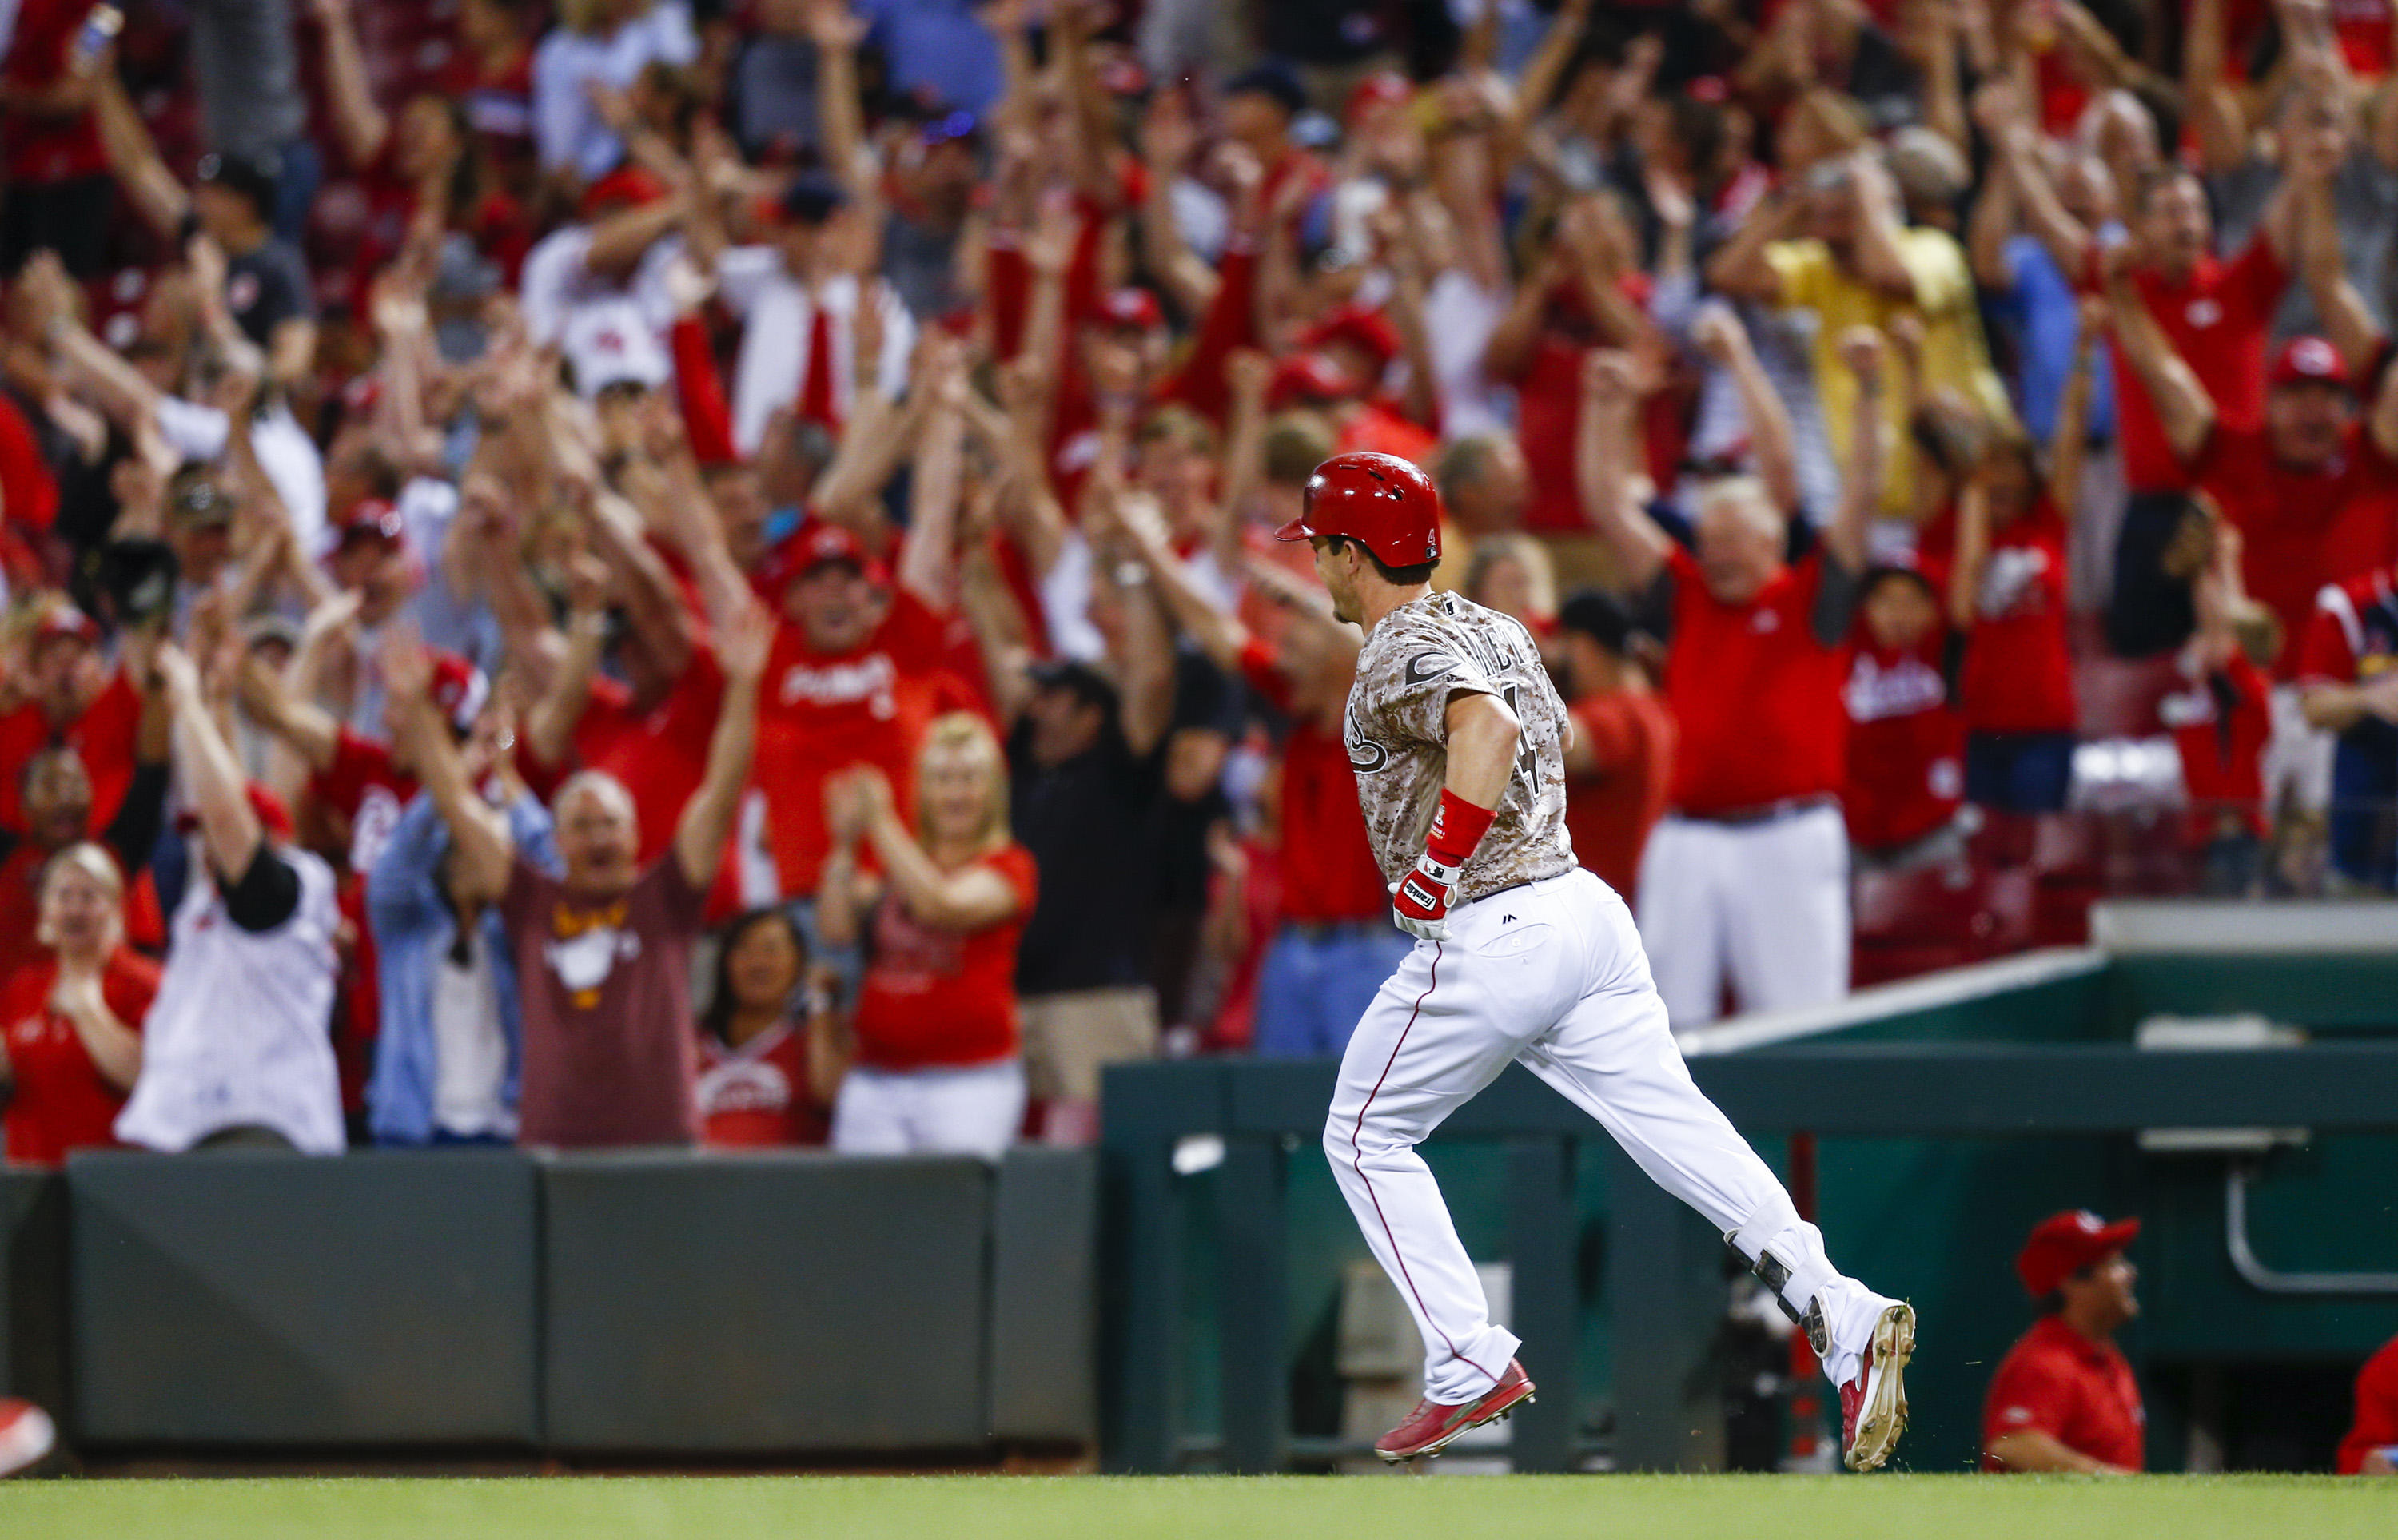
[
  {"x1": 1, "y1": 842, "x2": 153, "y2": 1166},
  {"x1": 2338, "y1": 1333, "x2": 2398, "y2": 1475},
  {"x1": 963, "y1": 475, "x2": 1177, "y2": 1140},
  {"x1": 187, "y1": 0, "x2": 315, "y2": 239},
  {"x1": 363, "y1": 739, "x2": 557, "y2": 1148},
  {"x1": 1556, "y1": 587, "x2": 1673, "y2": 902},
  {"x1": 1944, "y1": 296, "x2": 2098, "y2": 820},
  {"x1": 2162, "y1": 527, "x2": 2277, "y2": 896},
  {"x1": 1119, "y1": 495, "x2": 1401, "y2": 1059},
  {"x1": 1578, "y1": 332, "x2": 1878, "y2": 1028},
  {"x1": 0, "y1": 623, "x2": 169, "y2": 983},
  {"x1": 397, "y1": 602, "x2": 769, "y2": 1148},
  {"x1": 0, "y1": 0, "x2": 121, "y2": 277},
  {"x1": 532, "y1": 0, "x2": 700, "y2": 196},
  {"x1": 817, "y1": 714, "x2": 1035, "y2": 1157},
  {"x1": 695, "y1": 907, "x2": 835, "y2": 1148},
  {"x1": 1842, "y1": 552, "x2": 1965, "y2": 868},
  {"x1": 1982, "y1": 1209, "x2": 2145, "y2": 1475},
  {"x1": 114, "y1": 643, "x2": 345, "y2": 1154}
]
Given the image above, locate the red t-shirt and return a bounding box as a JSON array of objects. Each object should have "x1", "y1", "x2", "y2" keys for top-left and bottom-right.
[
  {"x1": 0, "y1": 668, "x2": 141, "y2": 836},
  {"x1": 2091, "y1": 237, "x2": 2287, "y2": 493},
  {"x1": 1564, "y1": 690, "x2": 1675, "y2": 898},
  {"x1": 1505, "y1": 273, "x2": 1652, "y2": 533},
  {"x1": 2195, "y1": 423, "x2": 2398, "y2": 678},
  {"x1": 2161, "y1": 651, "x2": 2271, "y2": 841},
  {"x1": 695, "y1": 1019, "x2": 828, "y2": 1148},
  {"x1": 1, "y1": 946, "x2": 156, "y2": 1166},
  {"x1": 1237, "y1": 639, "x2": 1387, "y2": 925},
  {"x1": 1660, "y1": 545, "x2": 1850, "y2": 814},
  {"x1": 2336, "y1": 1335, "x2": 2398, "y2": 1474},
  {"x1": 754, "y1": 595, "x2": 982, "y2": 897},
  {"x1": 519, "y1": 649, "x2": 727, "y2": 865},
  {"x1": 849, "y1": 842, "x2": 1037, "y2": 1072},
  {"x1": 1956, "y1": 503, "x2": 2077, "y2": 734},
  {"x1": 309, "y1": 725, "x2": 417, "y2": 875},
  {"x1": 1, "y1": 0, "x2": 110, "y2": 184},
  {"x1": 1842, "y1": 634, "x2": 1965, "y2": 850},
  {"x1": 0, "y1": 391, "x2": 61, "y2": 548},
  {"x1": 1980, "y1": 1315, "x2": 2145, "y2": 1472}
]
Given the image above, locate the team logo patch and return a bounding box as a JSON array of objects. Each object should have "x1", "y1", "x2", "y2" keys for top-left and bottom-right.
[{"x1": 1405, "y1": 651, "x2": 1461, "y2": 684}]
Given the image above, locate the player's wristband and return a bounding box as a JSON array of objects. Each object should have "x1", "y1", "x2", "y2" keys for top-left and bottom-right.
[{"x1": 1424, "y1": 789, "x2": 1496, "y2": 870}]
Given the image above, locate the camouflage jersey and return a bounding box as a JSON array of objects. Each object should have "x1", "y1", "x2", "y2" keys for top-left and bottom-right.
[{"x1": 1344, "y1": 590, "x2": 1575, "y2": 905}]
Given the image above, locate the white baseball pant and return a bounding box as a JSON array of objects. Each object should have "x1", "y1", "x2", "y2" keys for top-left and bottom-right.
[
  {"x1": 1326, "y1": 868, "x2": 1885, "y2": 1403},
  {"x1": 2264, "y1": 682, "x2": 2333, "y2": 816},
  {"x1": 1635, "y1": 804, "x2": 1850, "y2": 1029},
  {"x1": 831, "y1": 1060, "x2": 1026, "y2": 1160}
]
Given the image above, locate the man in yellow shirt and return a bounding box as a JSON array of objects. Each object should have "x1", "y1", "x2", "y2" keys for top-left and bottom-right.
[{"x1": 1709, "y1": 148, "x2": 2014, "y2": 519}]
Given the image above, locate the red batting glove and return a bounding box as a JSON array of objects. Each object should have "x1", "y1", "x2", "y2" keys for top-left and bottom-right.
[{"x1": 1392, "y1": 790, "x2": 1496, "y2": 941}]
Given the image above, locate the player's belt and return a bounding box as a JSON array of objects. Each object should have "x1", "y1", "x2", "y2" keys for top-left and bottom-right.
[{"x1": 1676, "y1": 792, "x2": 1838, "y2": 828}]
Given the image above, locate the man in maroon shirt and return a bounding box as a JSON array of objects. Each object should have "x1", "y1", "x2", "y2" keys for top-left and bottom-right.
[
  {"x1": 395, "y1": 603, "x2": 771, "y2": 1148},
  {"x1": 1982, "y1": 1210, "x2": 2145, "y2": 1474},
  {"x1": 1577, "y1": 336, "x2": 1878, "y2": 1027}
]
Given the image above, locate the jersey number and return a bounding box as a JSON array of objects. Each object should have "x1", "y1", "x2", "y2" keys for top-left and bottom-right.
[{"x1": 1502, "y1": 683, "x2": 1542, "y2": 796}]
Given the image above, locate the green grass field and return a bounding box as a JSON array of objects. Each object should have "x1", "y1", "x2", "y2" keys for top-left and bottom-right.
[{"x1": 2, "y1": 1474, "x2": 2391, "y2": 1539}]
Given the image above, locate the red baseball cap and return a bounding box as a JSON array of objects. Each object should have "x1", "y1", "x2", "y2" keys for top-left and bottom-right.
[
  {"x1": 1268, "y1": 352, "x2": 1362, "y2": 410},
  {"x1": 2269, "y1": 335, "x2": 2351, "y2": 393},
  {"x1": 427, "y1": 650, "x2": 489, "y2": 735},
  {"x1": 336, "y1": 499, "x2": 408, "y2": 554},
  {"x1": 31, "y1": 605, "x2": 102, "y2": 648},
  {"x1": 758, "y1": 519, "x2": 889, "y2": 595},
  {"x1": 579, "y1": 163, "x2": 672, "y2": 221},
  {"x1": 1344, "y1": 70, "x2": 1413, "y2": 125},
  {"x1": 1301, "y1": 303, "x2": 1403, "y2": 376},
  {"x1": 1096, "y1": 286, "x2": 1165, "y2": 333},
  {"x1": 2017, "y1": 1209, "x2": 2140, "y2": 1297}
]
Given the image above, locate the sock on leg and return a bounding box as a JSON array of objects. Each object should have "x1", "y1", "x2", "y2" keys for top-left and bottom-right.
[{"x1": 1727, "y1": 1193, "x2": 1838, "y2": 1353}]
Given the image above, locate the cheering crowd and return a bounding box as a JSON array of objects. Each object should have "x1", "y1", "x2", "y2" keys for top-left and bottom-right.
[{"x1": 4, "y1": 0, "x2": 2398, "y2": 1164}]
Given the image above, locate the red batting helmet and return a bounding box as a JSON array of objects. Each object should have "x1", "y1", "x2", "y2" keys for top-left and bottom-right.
[{"x1": 1273, "y1": 450, "x2": 1443, "y2": 569}]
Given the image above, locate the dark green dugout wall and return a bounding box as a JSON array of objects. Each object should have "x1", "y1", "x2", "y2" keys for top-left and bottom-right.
[
  {"x1": 1107, "y1": 938, "x2": 2398, "y2": 1475},
  {"x1": 2, "y1": 1147, "x2": 1096, "y2": 1457}
]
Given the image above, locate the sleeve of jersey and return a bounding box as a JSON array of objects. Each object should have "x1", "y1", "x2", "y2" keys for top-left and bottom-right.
[
  {"x1": 669, "y1": 314, "x2": 739, "y2": 467},
  {"x1": 309, "y1": 726, "x2": 388, "y2": 820},
  {"x1": 1160, "y1": 239, "x2": 1260, "y2": 424},
  {"x1": 2296, "y1": 589, "x2": 2362, "y2": 686},
  {"x1": 1982, "y1": 1351, "x2": 2080, "y2": 1454},
  {"x1": 1375, "y1": 625, "x2": 1499, "y2": 746},
  {"x1": 2225, "y1": 230, "x2": 2291, "y2": 326}
]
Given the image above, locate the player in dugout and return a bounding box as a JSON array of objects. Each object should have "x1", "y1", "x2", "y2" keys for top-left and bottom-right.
[
  {"x1": 1982, "y1": 1209, "x2": 2146, "y2": 1474},
  {"x1": 1277, "y1": 450, "x2": 1914, "y2": 1471}
]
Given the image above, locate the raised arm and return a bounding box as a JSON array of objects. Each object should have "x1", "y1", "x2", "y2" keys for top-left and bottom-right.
[
  {"x1": 235, "y1": 651, "x2": 343, "y2": 774},
  {"x1": 2103, "y1": 254, "x2": 2217, "y2": 464},
  {"x1": 1824, "y1": 326, "x2": 1884, "y2": 577},
  {"x1": 309, "y1": 0, "x2": 391, "y2": 168},
  {"x1": 850, "y1": 767, "x2": 1023, "y2": 930},
  {"x1": 157, "y1": 642, "x2": 262, "y2": 884},
  {"x1": 522, "y1": 555, "x2": 612, "y2": 772},
  {"x1": 385, "y1": 624, "x2": 516, "y2": 903},
  {"x1": 896, "y1": 346, "x2": 967, "y2": 611},
  {"x1": 2184, "y1": 0, "x2": 2249, "y2": 173},
  {"x1": 1691, "y1": 303, "x2": 1801, "y2": 516},
  {"x1": 1993, "y1": 113, "x2": 2096, "y2": 281},
  {"x1": 1117, "y1": 497, "x2": 1248, "y2": 672},
  {"x1": 2048, "y1": 295, "x2": 2106, "y2": 520},
  {"x1": 1702, "y1": 186, "x2": 1811, "y2": 304},
  {"x1": 1575, "y1": 350, "x2": 1671, "y2": 589},
  {"x1": 672, "y1": 599, "x2": 771, "y2": 891}
]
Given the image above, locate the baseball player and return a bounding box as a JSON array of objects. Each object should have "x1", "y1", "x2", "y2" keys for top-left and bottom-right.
[{"x1": 1276, "y1": 451, "x2": 1915, "y2": 1470}]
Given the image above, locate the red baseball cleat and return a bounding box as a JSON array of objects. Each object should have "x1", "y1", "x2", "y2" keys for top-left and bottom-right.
[
  {"x1": 1374, "y1": 1359, "x2": 1536, "y2": 1463},
  {"x1": 1839, "y1": 1300, "x2": 1916, "y2": 1471},
  {"x1": 0, "y1": 1397, "x2": 56, "y2": 1478}
]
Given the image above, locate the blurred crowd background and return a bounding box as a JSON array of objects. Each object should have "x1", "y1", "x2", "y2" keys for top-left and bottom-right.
[{"x1": 3, "y1": 0, "x2": 2398, "y2": 1169}]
